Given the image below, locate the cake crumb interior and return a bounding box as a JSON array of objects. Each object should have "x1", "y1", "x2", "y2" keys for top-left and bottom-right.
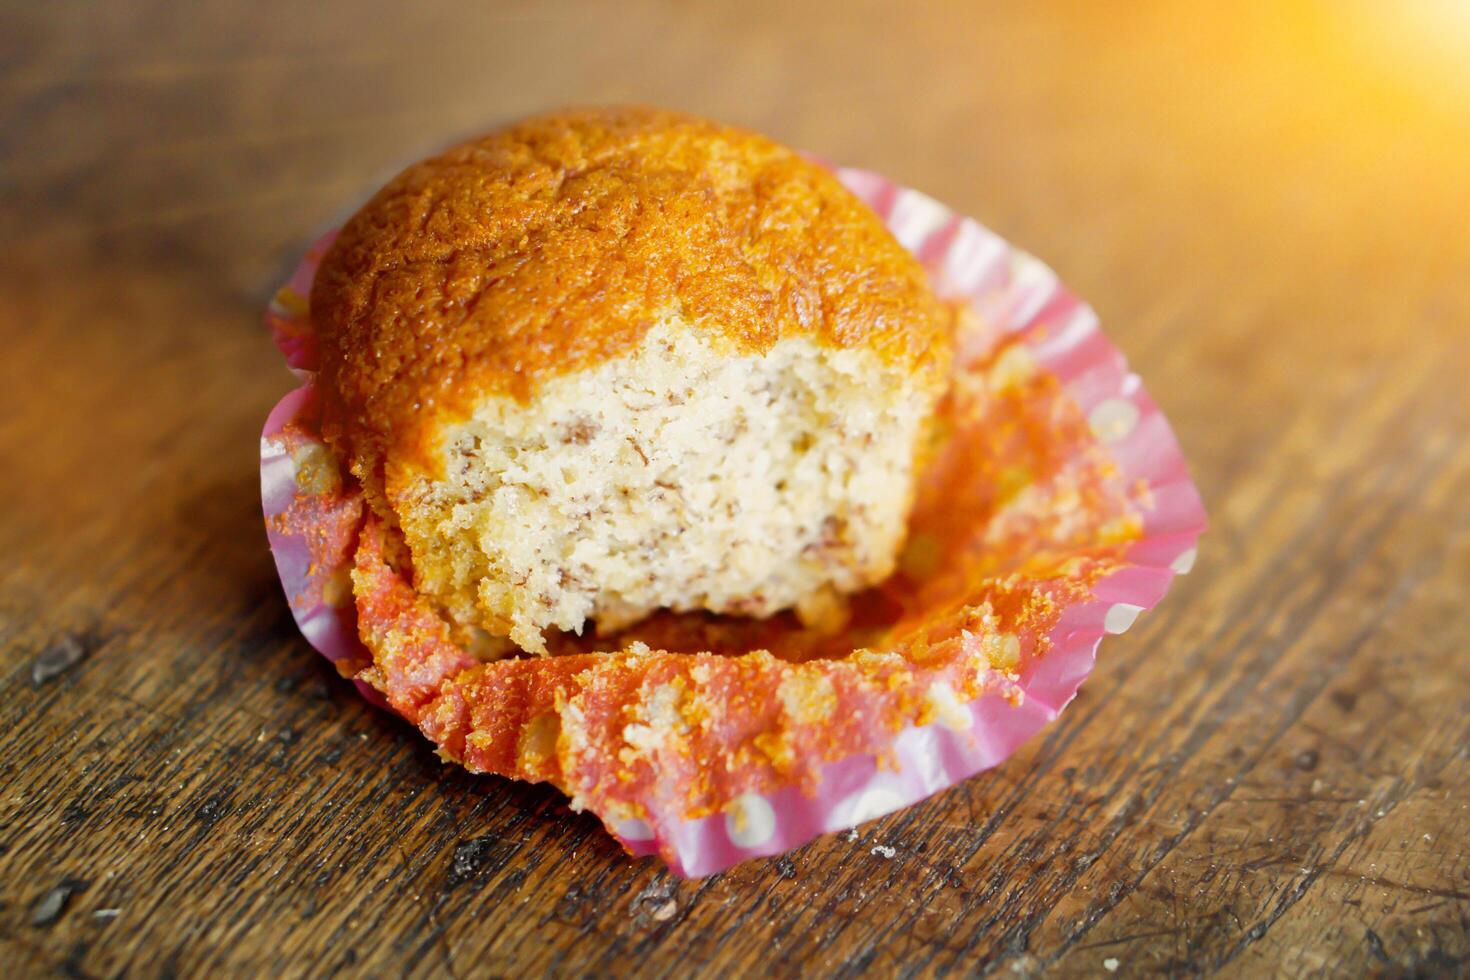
[{"x1": 392, "y1": 318, "x2": 931, "y2": 655}]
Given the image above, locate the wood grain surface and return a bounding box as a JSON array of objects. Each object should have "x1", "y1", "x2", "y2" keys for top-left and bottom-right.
[{"x1": 3, "y1": 1, "x2": 1469, "y2": 976}]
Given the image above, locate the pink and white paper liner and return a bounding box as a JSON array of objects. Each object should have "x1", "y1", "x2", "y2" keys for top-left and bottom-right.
[{"x1": 261, "y1": 167, "x2": 1206, "y2": 877}]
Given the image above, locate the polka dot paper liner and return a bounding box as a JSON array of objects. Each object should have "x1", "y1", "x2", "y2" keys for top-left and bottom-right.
[{"x1": 261, "y1": 167, "x2": 1206, "y2": 877}]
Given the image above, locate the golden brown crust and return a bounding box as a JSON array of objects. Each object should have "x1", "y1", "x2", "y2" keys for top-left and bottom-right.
[{"x1": 311, "y1": 105, "x2": 951, "y2": 472}]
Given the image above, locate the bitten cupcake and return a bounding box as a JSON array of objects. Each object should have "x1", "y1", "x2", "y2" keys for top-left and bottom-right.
[{"x1": 309, "y1": 106, "x2": 954, "y2": 656}]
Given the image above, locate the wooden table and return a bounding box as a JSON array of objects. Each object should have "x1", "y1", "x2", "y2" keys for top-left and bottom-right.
[{"x1": 4, "y1": 2, "x2": 1468, "y2": 975}]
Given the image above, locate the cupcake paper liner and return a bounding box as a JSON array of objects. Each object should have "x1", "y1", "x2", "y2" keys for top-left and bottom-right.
[{"x1": 260, "y1": 167, "x2": 1206, "y2": 877}]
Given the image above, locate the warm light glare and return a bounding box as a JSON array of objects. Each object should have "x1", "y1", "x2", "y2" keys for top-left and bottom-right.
[{"x1": 1341, "y1": 0, "x2": 1470, "y2": 102}]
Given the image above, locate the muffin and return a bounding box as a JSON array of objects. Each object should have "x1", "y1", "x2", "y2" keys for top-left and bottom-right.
[{"x1": 311, "y1": 106, "x2": 953, "y2": 655}]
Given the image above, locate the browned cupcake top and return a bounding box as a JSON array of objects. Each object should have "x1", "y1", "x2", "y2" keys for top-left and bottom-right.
[{"x1": 311, "y1": 106, "x2": 951, "y2": 470}]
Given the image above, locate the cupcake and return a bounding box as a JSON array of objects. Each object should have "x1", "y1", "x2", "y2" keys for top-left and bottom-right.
[
  {"x1": 265, "y1": 113, "x2": 1206, "y2": 876},
  {"x1": 309, "y1": 106, "x2": 954, "y2": 656}
]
